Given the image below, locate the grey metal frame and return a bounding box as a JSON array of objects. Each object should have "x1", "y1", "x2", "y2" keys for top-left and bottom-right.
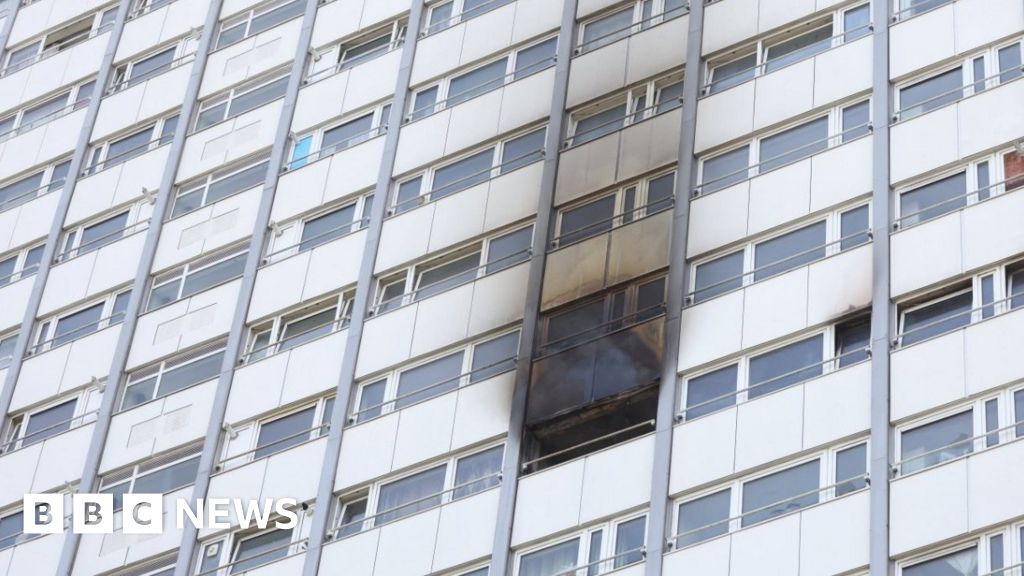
[
  {"x1": 52, "y1": 1, "x2": 226, "y2": 575},
  {"x1": 0, "y1": 0, "x2": 19, "y2": 60},
  {"x1": 297, "y1": 2, "x2": 426, "y2": 574},
  {"x1": 171, "y1": 1, "x2": 323, "y2": 574}
]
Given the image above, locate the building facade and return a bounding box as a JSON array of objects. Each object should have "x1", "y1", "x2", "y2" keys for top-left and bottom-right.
[{"x1": 0, "y1": 0, "x2": 1022, "y2": 575}]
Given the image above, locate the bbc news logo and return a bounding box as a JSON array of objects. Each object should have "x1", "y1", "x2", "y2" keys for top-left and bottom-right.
[{"x1": 23, "y1": 495, "x2": 298, "y2": 534}]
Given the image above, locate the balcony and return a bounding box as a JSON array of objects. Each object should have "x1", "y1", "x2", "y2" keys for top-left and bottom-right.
[
  {"x1": 116, "y1": 0, "x2": 207, "y2": 62},
  {"x1": 14, "y1": 324, "x2": 121, "y2": 412},
  {"x1": 67, "y1": 143, "x2": 170, "y2": 225}
]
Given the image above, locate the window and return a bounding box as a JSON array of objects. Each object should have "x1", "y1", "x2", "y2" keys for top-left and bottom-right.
[
  {"x1": 85, "y1": 113, "x2": 179, "y2": 174},
  {"x1": 541, "y1": 275, "x2": 666, "y2": 353},
  {"x1": 0, "y1": 242, "x2": 44, "y2": 286},
  {"x1": 309, "y1": 20, "x2": 406, "y2": 79},
  {"x1": 254, "y1": 407, "x2": 316, "y2": 459},
  {"x1": 222, "y1": 397, "x2": 333, "y2": 467},
  {"x1": 408, "y1": 38, "x2": 556, "y2": 120},
  {"x1": 110, "y1": 41, "x2": 188, "y2": 92},
  {"x1": 516, "y1": 513, "x2": 647, "y2": 576},
  {"x1": 898, "y1": 68, "x2": 963, "y2": 120},
  {"x1": 287, "y1": 104, "x2": 391, "y2": 170},
  {"x1": 423, "y1": 0, "x2": 515, "y2": 35},
  {"x1": 244, "y1": 293, "x2": 353, "y2": 362},
  {"x1": 335, "y1": 445, "x2": 504, "y2": 536},
  {"x1": 691, "y1": 204, "x2": 868, "y2": 302},
  {"x1": 903, "y1": 547, "x2": 978, "y2": 576},
  {"x1": 898, "y1": 287, "x2": 973, "y2": 346},
  {"x1": 215, "y1": 0, "x2": 304, "y2": 49},
  {"x1": 0, "y1": 333, "x2": 17, "y2": 370},
  {"x1": 577, "y1": 0, "x2": 688, "y2": 54},
  {"x1": 0, "y1": 511, "x2": 28, "y2": 550},
  {"x1": 554, "y1": 171, "x2": 675, "y2": 247},
  {"x1": 896, "y1": 0, "x2": 952, "y2": 19},
  {"x1": 681, "y1": 316, "x2": 869, "y2": 420},
  {"x1": 705, "y1": 5, "x2": 866, "y2": 93},
  {"x1": 33, "y1": 289, "x2": 130, "y2": 352},
  {"x1": 147, "y1": 246, "x2": 248, "y2": 310},
  {"x1": 99, "y1": 445, "x2": 201, "y2": 508},
  {"x1": 0, "y1": 79, "x2": 96, "y2": 142},
  {"x1": 1, "y1": 7, "x2": 117, "y2": 74},
  {"x1": 352, "y1": 330, "x2": 519, "y2": 421},
  {"x1": 899, "y1": 410, "x2": 973, "y2": 474},
  {"x1": 0, "y1": 158, "x2": 71, "y2": 211},
  {"x1": 171, "y1": 153, "x2": 269, "y2": 218},
  {"x1": 228, "y1": 527, "x2": 294, "y2": 573},
  {"x1": 58, "y1": 209, "x2": 134, "y2": 261},
  {"x1": 372, "y1": 226, "x2": 532, "y2": 311},
  {"x1": 698, "y1": 100, "x2": 868, "y2": 192},
  {"x1": 121, "y1": 342, "x2": 225, "y2": 409},
  {"x1": 195, "y1": 73, "x2": 289, "y2": 130},
  {"x1": 567, "y1": 71, "x2": 683, "y2": 146},
  {"x1": 674, "y1": 443, "x2": 866, "y2": 545},
  {"x1": 3, "y1": 398, "x2": 79, "y2": 453},
  {"x1": 393, "y1": 127, "x2": 546, "y2": 213}
]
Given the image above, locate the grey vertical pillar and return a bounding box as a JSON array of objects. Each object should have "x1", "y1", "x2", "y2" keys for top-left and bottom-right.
[
  {"x1": 298, "y1": 1, "x2": 425, "y2": 574},
  {"x1": 172, "y1": 1, "x2": 322, "y2": 574},
  {"x1": 0, "y1": 0, "x2": 132, "y2": 450},
  {"x1": 0, "y1": 0, "x2": 19, "y2": 58},
  {"x1": 643, "y1": 1, "x2": 705, "y2": 572},
  {"x1": 54, "y1": 1, "x2": 225, "y2": 574},
  {"x1": 869, "y1": 1, "x2": 892, "y2": 575},
  {"x1": 488, "y1": 1, "x2": 578, "y2": 574}
]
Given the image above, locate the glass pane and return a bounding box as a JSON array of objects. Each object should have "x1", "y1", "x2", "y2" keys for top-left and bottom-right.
[
  {"x1": 501, "y1": 128, "x2": 546, "y2": 173},
  {"x1": 453, "y1": 445, "x2": 503, "y2": 499},
  {"x1": 133, "y1": 456, "x2": 201, "y2": 495},
  {"x1": 0, "y1": 256, "x2": 15, "y2": 285},
  {"x1": 411, "y1": 86, "x2": 439, "y2": 120},
  {"x1": 288, "y1": 135, "x2": 312, "y2": 169},
  {"x1": 899, "y1": 67, "x2": 964, "y2": 119},
  {"x1": 207, "y1": 161, "x2": 268, "y2": 206},
  {"x1": 753, "y1": 221, "x2": 826, "y2": 280},
  {"x1": 340, "y1": 33, "x2": 392, "y2": 70},
  {"x1": 901, "y1": 290, "x2": 972, "y2": 346},
  {"x1": 1015, "y1": 389, "x2": 1024, "y2": 438},
  {"x1": 998, "y1": 44, "x2": 1022, "y2": 84},
  {"x1": 514, "y1": 37, "x2": 557, "y2": 79},
  {"x1": 613, "y1": 516, "x2": 646, "y2": 568},
  {"x1": 646, "y1": 173, "x2": 674, "y2": 212},
  {"x1": 842, "y1": 101, "x2": 871, "y2": 142},
  {"x1": 279, "y1": 307, "x2": 336, "y2": 351},
  {"x1": 394, "y1": 177, "x2": 423, "y2": 213},
  {"x1": 426, "y1": 2, "x2": 454, "y2": 34},
  {"x1": 709, "y1": 53, "x2": 757, "y2": 93},
  {"x1": 0, "y1": 172, "x2": 45, "y2": 209},
  {"x1": 572, "y1": 103, "x2": 627, "y2": 145},
  {"x1": 300, "y1": 205, "x2": 355, "y2": 252},
  {"x1": 254, "y1": 407, "x2": 315, "y2": 459},
  {"x1": 486, "y1": 227, "x2": 531, "y2": 273},
  {"x1": 984, "y1": 398, "x2": 999, "y2": 447},
  {"x1": 685, "y1": 364, "x2": 738, "y2": 419},
  {"x1": 230, "y1": 528, "x2": 292, "y2": 574},
  {"x1": 835, "y1": 443, "x2": 867, "y2": 496},
  {"x1": 518, "y1": 538, "x2": 580, "y2": 576},
  {"x1": 701, "y1": 145, "x2": 749, "y2": 192},
  {"x1": 395, "y1": 351, "x2": 464, "y2": 408},
  {"x1": 990, "y1": 534, "x2": 1004, "y2": 572},
  {"x1": 20, "y1": 94, "x2": 69, "y2": 132},
  {"x1": 693, "y1": 251, "x2": 743, "y2": 302},
  {"x1": 53, "y1": 303, "x2": 104, "y2": 347},
  {"x1": 586, "y1": 530, "x2": 603, "y2": 576},
  {"x1": 447, "y1": 58, "x2": 509, "y2": 107},
  {"x1": 558, "y1": 195, "x2": 615, "y2": 245},
  {"x1": 356, "y1": 379, "x2": 386, "y2": 422},
  {"x1": 758, "y1": 116, "x2": 829, "y2": 172},
  {"x1": 377, "y1": 465, "x2": 446, "y2": 524},
  {"x1": 432, "y1": 149, "x2": 494, "y2": 199},
  {"x1": 545, "y1": 299, "x2": 605, "y2": 350},
  {"x1": 980, "y1": 275, "x2": 995, "y2": 319},
  {"x1": 128, "y1": 48, "x2": 175, "y2": 87},
  {"x1": 900, "y1": 410, "x2": 973, "y2": 474},
  {"x1": 677, "y1": 488, "x2": 731, "y2": 547},
  {"x1": 158, "y1": 351, "x2": 223, "y2": 398},
  {"x1": 840, "y1": 205, "x2": 870, "y2": 250},
  {"x1": 180, "y1": 253, "x2": 248, "y2": 299},
  {"x1": 0, "y1": 512, "x2": 25, "y2": 550},
  {"x1": 972, "y1": 57, "x2": 986, "y2": 94},
  {"x1": 899, "y1": 172, "x2": 967, "y2": 226},
  {"x1": 748, "y1": 334, "x2": 824, "y2": 398},
  {"x1": 471, "y1": 331, "x2": 519, "y2": 382},
  {"x1": 249, "y1": 0, "x2": 305, "y2": 36},
  {"x1": 110, "y1": 291, "x2": 131, "y2": 324},
  {"x1": 836, "y1": 317, "x2": 870, "y2": 367},
  {"x1": 656, "y1": 79, "x2": 685, "y2": 113},
  {"x1": 121, "y1": 377, "x2": 157, "y2": 409},
  {"x1": 0, "y1": 335, "x2": 16, "y2": 369},
  {"x1": 321, "y1": 113, "x2": 374, "y2": 155},
  {"x1": 903, "y1": 546, "x2": 978, "y2": 576},
  {"x1": 843, "y1": 4, "x2": 870, "y2": 41},
  {"x1": 336, "y1": 499, "x2": 367, "y2": 537},
  {"x1": 580, "y1": 7, "x2": 634, "y2": 52},
  {"x1": 415, "y1": 252, "x2": 481, "y2": 300},
  {"x1": 463, "y1": 0, "x2": 514, "y2": 18},
  {"x1": 79, "y1": 212, "x2": 129, "y2": 255},
  {"x1": 764, "y1": 24, "x2": 833, "y2": 72},
  {"x1": 23, "y1": 399, "x2": 77, "y2": 446},
  {"x1": 741, "y1": 459, "x2": 820, "y2": 526},
  {"x1": 1005, "y1": 151, "x2": 1024, "y2": 193},
  {"x1": 976, "y1": 161, "x2": 990, "y2": 201},
  {"x1": 227, "y1": 77, "x2": 289, "y2": 120},
  {"x1": 195, "y1": 101, "x2": 228, "y2": 130}
]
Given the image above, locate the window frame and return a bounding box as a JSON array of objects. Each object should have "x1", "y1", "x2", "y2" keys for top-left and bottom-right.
[
  {"x1": 243, "y1": 292, "x2": 354, "y2": 362},
  {"x1": 32, "y1": 288, "x2": 132, "y2": 353},
  {"x1": 146, "y1": 244, "x2": 249, "y2": 311},
  {"x1": 422, "y1": 0, "x2": 516, "y2": 36},
  {"x1": 512, "y1": 511, "x2": 650, "y2": 576},
  {"x1": 109, "y1": 37, "x2": 197, "y2": 93},
  {"x1": 169, "y1": 151, "x2": 271, "y2": 219},
  {"x1": 285, "y1": 103, "x2": 392, "y2": 170},
  {"x1": 0, "y1": 241, "x2": 45, "y2": 286},
  {"x1": 213, "y1": 0, "x2": 306, "y2": 50},
  {"x1": 119, "y1": 341, "x2": 227, "y2": 410},
  {"x1": 1, "y1": 5, "x2": 118, "y2": 74},
  {"x1": 2, "y1": 386, "x2": 100, "y2": 454},
  {"x1": 98, "y1": 443, "x2": 202, "y2": 508},
  {"x1": 575, "y1": 0, "x2": 689, "y2": 55},
  {"x1": 193, "y1": 70, "x2": 290, "y2": 132},
  {"x1": 0, "y1": 157, "x2": 72, "y2": 212},
  {"x1": 84, "y1": 112, "x2": 180, "y2": 175},
  {"x1": 565, "y1": 70, "x2": 684, "y2": 147},
  {"x1": 0, "y1": 79, "x2": 96, "y2": 141},
  {"x1": 307, "y1": 19, "x2": 408, "y2": 80}
]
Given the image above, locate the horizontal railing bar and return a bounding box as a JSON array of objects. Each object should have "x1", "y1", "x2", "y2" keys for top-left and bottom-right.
[
  {"x1": 194, "y1": 538, "x2": 308, "y2": 576},
  {"x1": 241, "y1": 316, "x2": 350, "y2": 361},
  {"x1": 330, "y1": 473, "x2": 503, "y2": 535},
  {"x1": 694, "y1": 122, "x2": 872, "y2": 194},
  {"x1": 107, "y1": 52, "x2": 196, "y2": 94},
  {"x1": 389, "y1": 147, "x2": 544, "y2": 213},
  {"x1": 549, "y1": 197, "x2": 675, "y2": 249},
  {"x1": 893, "y1": 66, "x2": 1024, "y2": 120},
  {"x1": 0, "y1": 265, "x2": 39, "y2": 285},
  {"x1": 306, "y1": 40, "x2": 404, "y2": 83},
  {"x1": 82, "y1": 134, "x2": 174, "y2": 176},
  {"x1": 0, "y1": 100, "x2": 90, "y2": 141},
  {"x1": 891, "y1": 0, "x2": 953, "y2": 22},
  {"x1": 678, "y1": 346, "x2": 870, "y2": 418},
  {"x1": 550, "y1": 546, "x2": 647, "y2": 576},
  {"x1": 687, "y1": 229, "x2": 872, "y2": 301},
  {"x1": 521, "y1": 420, "x2": 655, "y2": 471},
  {"x1": 27, "y1": 312, "x2": 126, "y2": 355},
  {"x1": 702, "y1": 24, "x2": 870, "y2": 92},
  {"x1": 349, "y1": 355, "x2": 518, "y2": 419},
  {"x1": 895, "y1": 294, "x2": 1017, "y2": 345},
  {"x1": 406, "y1": 56, "x2": 555, "y2": 120},
  {"x1": 282, "y1": 126, "x2": 387, "y2": 170},
  {"x1": 564, "y1": 97, "x2": 682, "y2": 148},
  {"x1": 55, "y1": 219, "x2": 150, "y2": 263},
  {"x1": 422, "y1": 0, "x2": 512, "y2": 35},
  {"x1": 575, "y1": 3, "x2": 690, "y2": 53},
  {"x1": 535, "y1": 304, "x2": 666, "y2": 357},
  {"x1": 217, "y1": 424, "x2": 329, "y2": 466},
  {"x1": 892, "y1": 175, "x2": 1022, "y2": 229},
  {"x1": 0, "y1": 177, "x2": 66, "y2": 213},
  {"x1": 0, "y1": 24, "x2": 114, "y2": 77},
  {"x1": 262, "y1": 217, "x2": 369, "y2": 262},
  {"x1": 128, "y1": 0, "x2": 181, "y2": 19},
  {"x1": 980, "y1": 560, "x2": 1024, "y2": 576},
  {"x1": 0, "y1": 409, "x2": 99, "y2": 453},
  {"x1": 667, "y1": 474, "x2": 869, "y2": 544},
  {"x1": 892, "y1": 419, "x2": 1024, "y2": 474}
]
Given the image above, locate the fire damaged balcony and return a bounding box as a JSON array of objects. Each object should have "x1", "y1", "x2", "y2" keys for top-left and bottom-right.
[{"x1": 523, "y1": 274, "x2": 666, "y2": 472}]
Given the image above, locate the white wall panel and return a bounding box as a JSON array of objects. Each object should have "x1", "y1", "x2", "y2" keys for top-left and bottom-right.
[
  {"x1": 12, "y1": 326, "x2": 121, "y2": 412},
  {"x1": 67, "y1": 145, "x2": 170, "y2": 225}
]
